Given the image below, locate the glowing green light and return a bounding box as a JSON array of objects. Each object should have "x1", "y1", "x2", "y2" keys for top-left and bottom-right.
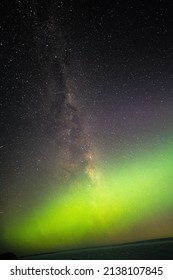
[{"x1": 3, "y1": 137, "x2": 173, "y2": 255}]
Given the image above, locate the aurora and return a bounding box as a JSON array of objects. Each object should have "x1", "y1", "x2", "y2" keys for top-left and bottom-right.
[
  {"x1": 3, "y1": 135, "x2": 173, "y2": 256},
  {"x1": 1, "y1": 0, "x2": 173, "y2": 259}
]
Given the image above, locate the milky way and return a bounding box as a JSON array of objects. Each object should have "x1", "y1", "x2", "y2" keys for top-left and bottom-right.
[{"x1": 1, "y1": 1, "x2": 173, "y2": 256}]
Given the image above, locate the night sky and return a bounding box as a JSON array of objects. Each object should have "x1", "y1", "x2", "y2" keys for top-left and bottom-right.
[{"x1": 0, "y1": 0, "x2": 173, "y2": 256}]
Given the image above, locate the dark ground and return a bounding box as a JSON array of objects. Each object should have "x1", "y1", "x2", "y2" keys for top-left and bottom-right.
[{"x1": 18, "y1": 238, "x2": 173, "y2": 260}]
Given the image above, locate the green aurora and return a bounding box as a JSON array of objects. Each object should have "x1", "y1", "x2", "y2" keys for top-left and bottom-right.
[{"x1": 3, "y1": 136, "x2": 173, "y2": 256}]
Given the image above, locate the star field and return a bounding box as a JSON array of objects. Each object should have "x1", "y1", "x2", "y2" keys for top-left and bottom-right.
[{"x1": 0, "y1": 0, "x2": 173, "y2": 256}]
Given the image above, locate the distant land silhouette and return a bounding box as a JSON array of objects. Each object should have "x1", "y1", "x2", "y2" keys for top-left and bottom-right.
[{"x1": 19, "y1": 237, "x2": 173, "y2": 260}]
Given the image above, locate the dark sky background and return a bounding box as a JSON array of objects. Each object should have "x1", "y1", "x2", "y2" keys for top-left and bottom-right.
[
  {"x1": 1, "y1": 0, "x2": 173, "y2": 133},
  {"x1": 0, "y1": 0, "x2": 173, "y2": 173},
  {"x1": 0, "y1": 0, "x2": 173, "y2": 255}
]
